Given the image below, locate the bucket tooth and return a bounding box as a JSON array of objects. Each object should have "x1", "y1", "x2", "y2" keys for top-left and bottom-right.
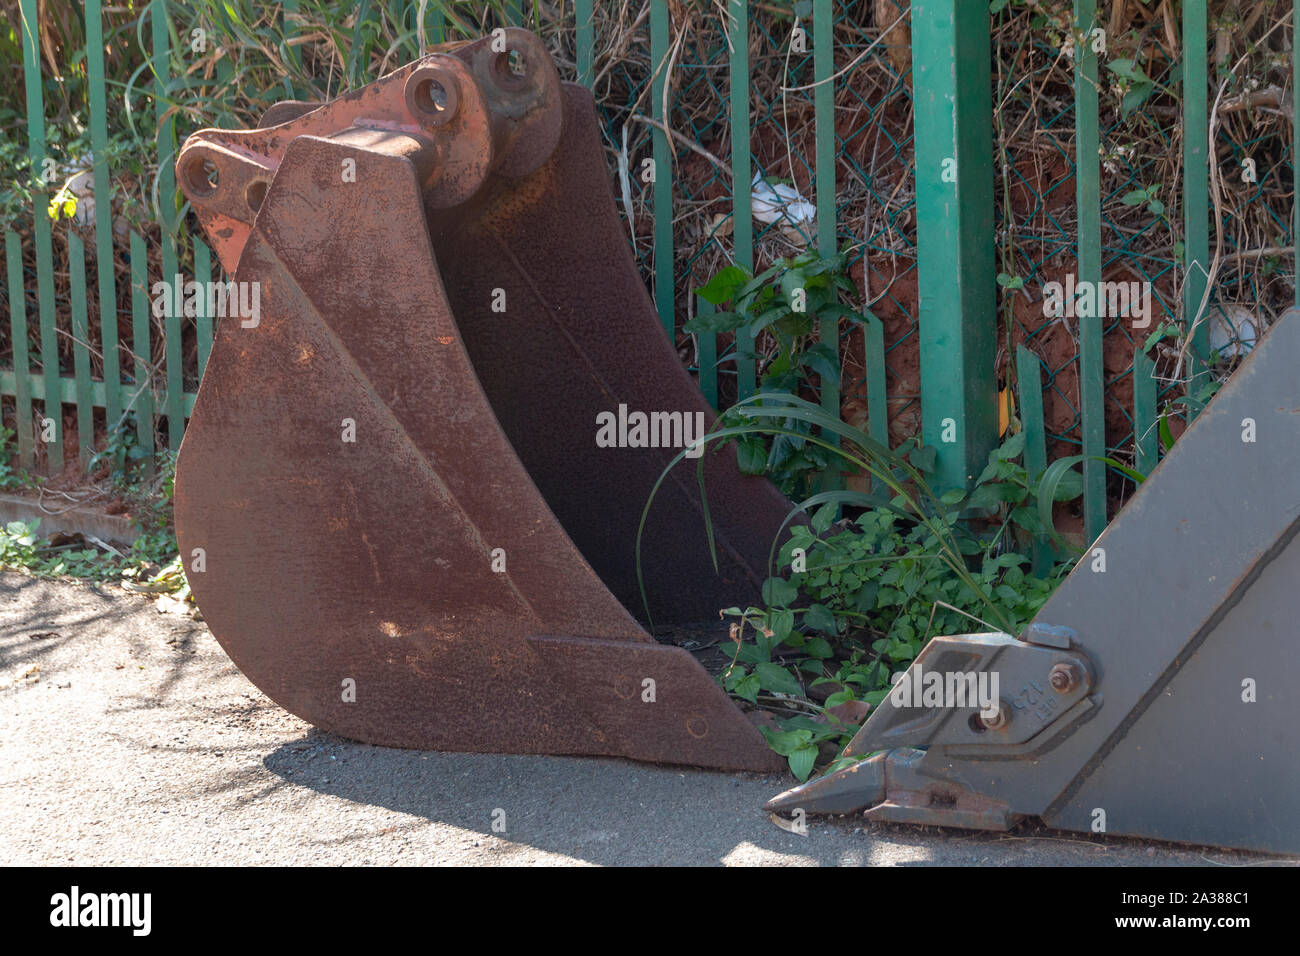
[
  {"x1": 766, "y1": 749, "x2": 1018, "y2": 831},
  {"x1": 764, "y1": 753, "x2": 887, "y2": 816},
  {"x1": 172, "y1": 30, "x2": 788, "y2": 772},
  {"x1": 773, "y1": 312, "x2": 1300, "y2": 853}
]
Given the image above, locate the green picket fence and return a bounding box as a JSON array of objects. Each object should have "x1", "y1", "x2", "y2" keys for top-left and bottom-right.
[
  {"x1": 6, "y1": 0, "x2": 198, "y2": 474},
  {"x1": 2, "y1": 1, "x2": 1291, "y2": 544}
]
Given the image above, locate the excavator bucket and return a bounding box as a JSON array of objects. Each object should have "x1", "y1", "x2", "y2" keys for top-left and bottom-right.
[
  {"x1": 768, "y1": 310, "x2": 1300, "y2": 853},
  {"x1": 172, "y1": 29, "x2": 787, "y2": 771}
]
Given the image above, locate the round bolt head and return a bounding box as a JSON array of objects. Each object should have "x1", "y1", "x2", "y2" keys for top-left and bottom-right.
[{"x1": 1050, "y1": 661, "x2": 1083, "y2": 693}]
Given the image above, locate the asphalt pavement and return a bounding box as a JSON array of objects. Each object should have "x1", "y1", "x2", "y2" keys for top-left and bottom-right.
[{"x1": 1, "y1": 572, "x2": 1291, "y2": 867}]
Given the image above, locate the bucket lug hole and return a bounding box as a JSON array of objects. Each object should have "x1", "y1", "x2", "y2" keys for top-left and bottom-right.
[
  {"x1": 493, "y1": 48, "x2": 530, "y2": 86},
  {"x1": 405, "y1": 66, "x2": 459, "y2": 127},
  {"x1": 185, "y1": 155, "x2": 220, "y2": 198},
  {"x1": 244, "y1": 179, "x2": 269, "y2": 213}
]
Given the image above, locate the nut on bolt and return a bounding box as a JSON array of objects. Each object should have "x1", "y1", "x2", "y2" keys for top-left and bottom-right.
[
  {"x1": 1050, "y1": 661, "x2": 1083, "y2": 693},
  {"x1": 978, "y1": 701, "x2": 1011, "y2": 731}
]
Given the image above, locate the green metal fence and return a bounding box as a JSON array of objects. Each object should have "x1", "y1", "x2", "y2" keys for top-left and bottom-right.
[{"x1": 3, "y1": 0, "x2": 1295, "y2": 545}]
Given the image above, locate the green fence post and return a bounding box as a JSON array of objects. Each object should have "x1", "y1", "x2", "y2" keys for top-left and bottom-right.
[
  {"x1": 69, "y1": 232, "x2": 94, "y2": 467},
  {"x1": 1132, "y1": 348, "x2": 1158, "y2": 476},
  {"x1": 911, "y1": 0, "x2": 997, "y2": 492},
  {"x1": 860, "y1": 308, "x2": 888, "y2": 493},
  {"x1": 650, "y1": 0, "x2": 673, "y2": 339},
  {"x1": 282, "y1": 0, "x2": 303, "y2": 76},
  {"x1": 5, "y1": 233, "x2": 35, "y2": 470},
  {"x1": 1182, "y1": 0, "x2": 1210, "y2": 375},
  {"x1": 695, "y1": 297, "x2": 718, "y2": 409},
  {"x1": 813, "y1": 0, "x2": 840, "y2": 486},
  {"x1": 1073, "y1": 0, "x2": 1106, "y2": 543},
  {"x1": 861, "y1": 313, "x2": 887, "y2": 443},
  {"x1": 1016, "y1": 345, "x2": 1050, "y2": 575},
  {"x1": 728, "y1": 0, "x2": 754, "y2": 401},
  {"x1": 20, "y1": 0, "x2": 61, "y2": 473},
  {"x1": 576, "y1": 0, "x2": 594, "y2": 87},
  {"x1": 87, "y1": 0, "x2": 121, "y2": 430},
  {"x1": 195, "y1": 239, "x2": 213, "y2": 377},
  {"x1": 152, "y1": 1, "x2": 184, "y2": 451},
  {"x1": 130, "y1": 232, "x2": 154, "y2": 459}
]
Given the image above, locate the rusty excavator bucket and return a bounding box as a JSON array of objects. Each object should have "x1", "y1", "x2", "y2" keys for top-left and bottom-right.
[
  {"x1": 769, "y1": 310, "x2": 1300, "y2": 854},
  {"x1": 172, "y1": 29, "x2": 787, "y2": 771}
]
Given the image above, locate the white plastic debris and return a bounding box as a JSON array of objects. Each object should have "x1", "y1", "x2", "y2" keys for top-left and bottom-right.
[
  {"x1": 750, "y1": 172, "x2": 816, "y2": 243},
  {"x1": 1209, "y1": 304, "x2": 1258, "y2": 361}
]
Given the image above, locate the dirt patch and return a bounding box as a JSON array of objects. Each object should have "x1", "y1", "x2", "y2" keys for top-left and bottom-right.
[
  {"x1": 1008, "y1": 147, "x2": 1075, "y2": 219},
  {"x1": 845, "y1": 254, "x2": 921, "y2": 448},
  {"x1": 1009, "y1": 259, "x2": 1182, "y2": 461}
]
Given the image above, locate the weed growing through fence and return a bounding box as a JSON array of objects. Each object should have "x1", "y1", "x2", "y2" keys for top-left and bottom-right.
[
  {"x1": 0, "y1": 422, "x2": 183, "y2": 593},
  {"x1": 685, "y1": 250, "x2": 864, "y2": 498}
]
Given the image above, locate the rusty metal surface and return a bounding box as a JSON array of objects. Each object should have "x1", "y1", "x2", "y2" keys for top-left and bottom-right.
[
  {"x1": 258, "y1": 101, "x2": 318, "y2": 127},
  {"x1": 528, "y1": 636, "x2": 784, "y2": 770},
  {"x1": 173, "y1": 33, "x2": 787, "y2": 770},
  {"x1": 177, "y1": 28, "x2": 563, "y2": 275},
  {"x1": 430, "y1": 83, "x2": 796, "y2": 622}
]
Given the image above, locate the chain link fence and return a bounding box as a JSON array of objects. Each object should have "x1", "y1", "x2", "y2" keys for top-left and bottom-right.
[{"x1": 580, "y1": 0, "x2": 1295, "y2": 511}]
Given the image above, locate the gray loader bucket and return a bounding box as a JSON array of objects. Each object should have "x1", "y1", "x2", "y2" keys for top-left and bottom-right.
[{"x1": 768, "y1": 311, "x2": 1300, "y2": 854}]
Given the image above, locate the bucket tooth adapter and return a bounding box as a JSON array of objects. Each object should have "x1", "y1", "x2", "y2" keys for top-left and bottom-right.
[
  {"x1": 768, "y1": 311, "x2": 1300, "y2": 853},
  {"x1": 172, "y1": 30, "x2": 789, "y2": 771}
]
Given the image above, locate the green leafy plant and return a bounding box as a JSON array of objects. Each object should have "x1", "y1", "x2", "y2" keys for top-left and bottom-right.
[
  {"x1": 1108, "y1": 57, "x2": 1161, "y2": 117},
  {"x1": 0, "y1": 520, "x2": 41, "y2": 567},
  {"x1": 638, "y1": 393, "x2": 1150, "y2": 779},
  {"x1": 0, "y1": 427, "x2": 31, "y2": 490},
  {"x1": 1120, "y1": 183, "x2": 1166, "y2": 218},
  {"x1": 89, "y1": 414, "x2": 156, "y2": 491},
  {"x1": 0, "y1": 515, "x2": 173, "y2": 581},
  {"x1": 718, "y1": 435, "x2": 1081, "y2": 777},
  {"x1": 685, "y1": 251, "x2": 866, "y2": 498}
]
